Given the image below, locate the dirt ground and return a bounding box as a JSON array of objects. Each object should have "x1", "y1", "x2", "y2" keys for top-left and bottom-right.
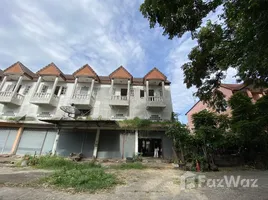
[{"x1": 0, "y1": 164, "x2": 268, "y2": 200}]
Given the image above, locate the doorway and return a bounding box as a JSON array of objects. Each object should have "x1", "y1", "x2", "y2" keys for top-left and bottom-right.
[{"x1": 138, "y1": 138, "x2": 162, "y2": 157}]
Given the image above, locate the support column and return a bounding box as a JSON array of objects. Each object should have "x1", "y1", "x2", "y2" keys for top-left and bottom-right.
[
  {"x1": 52, "y1": 129, "x2": 60, "y2": 155},
  {"x1": 50, "y1": 77, "x2": 59, "y2": 101},
  {"x1": 0, "y1": 76, "x2": 7, "y2": 91},
  {"x1": 146, "y1": 80, "x2": 149, "y2": 100},
  {"x1": 11, "y1": 126, "x2": 23, "y2": 154},
  {"x1": 89, "y1": 79, "x2": 95, "y2": 97},
  {"x1": 13, "y1": 76, "x2": 23, "y2": 95},
  {"x1": 93, "y1": 129, "x2": 100, "y2": 158},
  {"x1": 161, "y1": 81, "x2": 165, "y2": 101},
  {"x1": 31, "y1": 76, "x2": 42, "y2": 98},
  {"x1": 71, "y1": 77, "x2": 78, "y2": 98},
  {"x1": 127, "y1": 80, "x2": 130, "y2": 101},
  {"x1": 135, "y1": 129, "x2": 138, "y2": 154},
  {"x1": 110, "y1": 79, "x2": 114, "y2": 96}
]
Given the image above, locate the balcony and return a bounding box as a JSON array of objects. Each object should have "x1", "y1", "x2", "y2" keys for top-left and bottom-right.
[
  {"x1": 0, "y1": 91, "x2": 24, "y2": 106},
  {"x1": 146, "y1": 96, "x2": 166, "y2": 108},
  {"x1": 70, "y1": 94, "x2": 95, "y2": 109},
  {"x1": 30, "y1": 93, "x2": 59, "y2": 107},
  {"x1": 109, "y1": 95, "x2": 129, "y2": 107}
]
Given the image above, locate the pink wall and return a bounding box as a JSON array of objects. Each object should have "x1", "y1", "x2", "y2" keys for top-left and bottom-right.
[{"x1": 186, "y1": 86, "x2": 233, "y2": 130}]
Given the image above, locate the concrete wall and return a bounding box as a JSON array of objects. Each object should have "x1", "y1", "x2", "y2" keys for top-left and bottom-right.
[{"x1": 0, "y1": 80, "x2": 172, "y2": 121}]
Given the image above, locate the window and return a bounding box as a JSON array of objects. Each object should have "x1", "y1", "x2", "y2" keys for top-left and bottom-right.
[
  {"x1": 159, "y1": 89, "x2": 163, "y2": 97},
  {"x1": 16, "y1": 85, "x2": 22, "y2": 93},
  {"x1": 130, "y1": 89, "x2": 134, "y2": 96},
  {"x1": 149, "y1": 89, "x2": 154, "y2": 96},
  {"x1": 61, "y1": 86, "x2": 67, "y2": 95},
  {"x1": 80, "y1": 86, "x2": 89, "y2": 95},
  {"x1": 23, "y1": 85, "x2": 31, "y2": 95},
  {"x1": 41, "y1": 85, "x2": 48, "y2": 93},
  {"x1": 121, "y1": 89, "x2": 127, "y2": 96},
  {"x1": 54, "y1": 86, "x2": 61, "y2": 95},
  {"x1": 5, "y1": 84, "x2": 15, "y2": 92},
  {"x1": 140, "y1": 90, "x2": 144, "y2": 98}
]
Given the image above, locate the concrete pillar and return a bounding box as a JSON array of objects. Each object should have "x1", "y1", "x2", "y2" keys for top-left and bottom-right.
[
  {"x1": 127, "y1": 80, "x2": 130, "y2": 101},
  {"x1": 161, "y1": 81, "x2": 165, "y2": 101},
  {"x1": 31, "y1": 76, "x2": 42, "y2": 98},
  {"x1": 89, "y1": 79, "x2": 95, "y2": 97},
  {"x1": 50, "y1": 77, "x2": 59, "y2": 101},
  {"x1": 13, "y1": 76, "x2": 23, "y2": 94},
  {"x1": 52, "y1": 129, "x2": 60, "y2": 155},
  {"x1": 0, "y1": 76, "x2": 7, "y2": 91},
  {"x1": 71, "y1": 78, "x2": 78, "y2": 98},
  {"x1": 11, "y1": 126, "x2": 23, "y2": 154},
  {"x1": 146, "y1": 80, "x2": 149, "y2": 100},
  {"x1": 135, "y1": 129, "x2": 138, "y2": 154},
  {"x1": 110, "y1": 79, "x2": 114, "y2": 96},
  {"x1": 93, "y1": 129, "x2": 100, "y2": 158}
]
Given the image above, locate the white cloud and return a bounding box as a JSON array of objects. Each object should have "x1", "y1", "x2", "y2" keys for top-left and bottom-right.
[{"x1": 0, "y1": 0, "x2": 147, "y2": 75}]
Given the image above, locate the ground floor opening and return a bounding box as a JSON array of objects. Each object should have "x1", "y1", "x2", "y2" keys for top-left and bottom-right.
[{"x1": 138, "y1": 138, "x2": 162, "y2": 157}]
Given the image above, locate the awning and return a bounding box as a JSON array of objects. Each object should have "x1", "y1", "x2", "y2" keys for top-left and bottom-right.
[{"x1": 39, "y1": 119, "x2": 119, "y2": 129}]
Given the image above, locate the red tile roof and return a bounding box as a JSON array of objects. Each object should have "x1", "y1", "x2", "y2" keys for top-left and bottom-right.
[
  {"x1": 3, "y1": 61, "x2": 36, "y2": 79},
  {"x1": 144, "y1": 67, "x2": 166, "y2": 81},
  {"x1": 109, "y1": 66, "x2": 133, "y2": 80},
  {"x1": 73, "y1": 64, "x2": 99, "y2": 82},
  {"x1": 37, "y1": 63, "x2": 66, "y2": 80}
]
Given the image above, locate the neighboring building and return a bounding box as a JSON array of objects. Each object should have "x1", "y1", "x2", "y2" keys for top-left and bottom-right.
[
  {"x1": 0, "y1": 62, "x2": 173, "y2": 159},
  {"x1": 186, "y1": 84, "x2": 267, "y2": 130}
]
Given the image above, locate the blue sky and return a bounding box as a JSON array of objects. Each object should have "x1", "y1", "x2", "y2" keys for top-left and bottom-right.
[{"x1": 0, "y1": 0, "x2": 236, "y2": 123}]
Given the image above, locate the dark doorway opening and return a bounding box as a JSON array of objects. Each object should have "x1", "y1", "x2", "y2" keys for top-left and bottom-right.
[{"x1": 138, "y1": 138, "x2": 162, "y2": 157}]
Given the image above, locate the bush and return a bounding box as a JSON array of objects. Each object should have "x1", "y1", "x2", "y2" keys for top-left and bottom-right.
[{"x1": 42, "y1": 168, "x2": 118, "y2": 192}]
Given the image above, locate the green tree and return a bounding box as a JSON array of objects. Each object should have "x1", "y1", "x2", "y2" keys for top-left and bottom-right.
[
  {"x1": 228, "y1": 92, "x2": 268, "y2": 165},
  {"x1": 166, "y1": 121, "x2": 191, "y2": 163},
  {"x1": 192, "y1": 110, "x2": 229, "y2": 169},
  {"x1": 140, "y1": 0, "x2": 268, "y2": 110}
]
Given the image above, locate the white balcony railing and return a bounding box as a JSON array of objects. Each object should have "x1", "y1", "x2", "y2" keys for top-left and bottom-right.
[
  {"x1": 0, "y1": 91, "x2": 24, "y2": 105},
  {"x1": 71, "y1": 93, "x2": 95, "y2": 108},
  {"x1": 111, "y1": 95, "x2": 128, "y2": 101},
  {"x1": 147, "y1": 96, "x2": 164, "y2": 102},
  {"x1": 72, "y1": 94, "x2": 90, "y2": 100},
  {"x1": 31, "y1": 93, "x2": 59, "y2": 107},
  {"x1": 146, "y1": 96, "x2": 166, "y2": 108}
]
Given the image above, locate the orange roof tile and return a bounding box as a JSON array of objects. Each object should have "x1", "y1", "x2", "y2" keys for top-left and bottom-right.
[
  {"x1": 109, "y1": 66, "x2": 133, "y2": 80},
  {"x1": 37, "y1": 63, "x2": 66, "y2": 80},
  {"x1": 73, "y1": 64, "x2": 99, "y2": 81},
  {"x1": 144, "y1": 67, "x2": 166, "y2": 81},
  {"x1": 4, "y1": 61, "x2": 36, "y2": 79}
]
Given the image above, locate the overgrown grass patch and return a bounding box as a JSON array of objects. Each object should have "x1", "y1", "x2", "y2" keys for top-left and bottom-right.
[
  {"x1": 41, "y1": 168, "x2": 118, "y2": 192},
  {"x1": 111, "y1": 162, "x2": 147, "y2": 170},
  {"x1": 35, "y1": 155, "x2": 100, "y2": 170}
]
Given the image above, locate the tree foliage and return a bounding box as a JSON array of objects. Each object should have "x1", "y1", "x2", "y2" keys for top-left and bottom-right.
[{"x1": 140, "y1": 0, "x2": 268, "y2": 110}]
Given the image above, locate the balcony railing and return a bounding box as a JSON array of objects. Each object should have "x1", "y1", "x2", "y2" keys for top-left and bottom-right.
[
  {"x1": 30, "y1": 93, "x2": 59, "y2": 107},
  {"x1": 146, "y1": 96, "x2": 166, "y2": 108},
  {"x1": 111, "y1": 95, "x2": 128, "y2": 101},
  {"x1": 109, "y1": 95, "x2": 129, "y2": 106},
  {"x1": 71, "y1": 93, "x2": 95, "y2": 108},
  {"x1": 0, "y1": 91, "x2": 24, "y2": 106}
]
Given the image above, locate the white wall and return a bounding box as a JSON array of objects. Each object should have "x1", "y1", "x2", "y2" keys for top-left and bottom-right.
[{"x1": 0, "y1": 79, "x2": 173, "y2": 121}]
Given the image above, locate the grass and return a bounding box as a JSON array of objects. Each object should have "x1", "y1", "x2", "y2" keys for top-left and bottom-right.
[
  {"x1": 21, "y1": 155, "x2": 118, "y2": 192},
  {"x1": 35, "y1": 155, "x2": 101, "y2": 170},
  {"x1": 111, "y1": 162, "x2": 147, "y2": 170},
  {"x1": 41, "y1": 168, "x2": 118, "y2": 192}
]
